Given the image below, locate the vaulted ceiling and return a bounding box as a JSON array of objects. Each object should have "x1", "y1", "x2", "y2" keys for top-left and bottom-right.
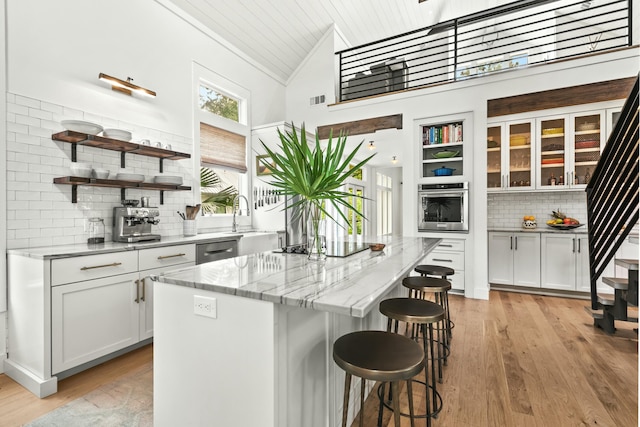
[{"x1": 163, "y1": 0, "x2": 507, "y2": 83}]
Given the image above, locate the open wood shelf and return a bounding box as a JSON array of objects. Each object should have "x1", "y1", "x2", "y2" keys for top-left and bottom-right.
[
  {"x1": 53, "y1": 177, "x2": 191, "y2": 203},
  {"x1": 52, "y1": 131, "x2": 191, "y2": 160}
]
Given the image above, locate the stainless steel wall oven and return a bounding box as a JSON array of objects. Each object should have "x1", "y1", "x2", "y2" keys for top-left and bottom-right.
[{"x1": 418, "y1": 182, "x2": 469, "y2": 232}]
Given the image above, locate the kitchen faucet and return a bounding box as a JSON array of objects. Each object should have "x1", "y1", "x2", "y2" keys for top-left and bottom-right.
[{"x1": 231, "y1": 194, "x2": 250, "y2": 232}]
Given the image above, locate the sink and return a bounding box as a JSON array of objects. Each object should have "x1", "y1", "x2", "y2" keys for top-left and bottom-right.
[{"x1": 237, "y1": 231, "x2": 279, "y2": 255}]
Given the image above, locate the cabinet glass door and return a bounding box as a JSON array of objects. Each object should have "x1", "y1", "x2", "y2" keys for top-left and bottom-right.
[
  {"x1": 487, "y1": 125, "x2": 502, "y2": 189},
  {"x1": 507, "y1": 121, "x2": 533, "y2": 190},
  {"x1": 539, "y1": 117, "x2": 566, "y2": 188},
  {"x1": 573, "y1": 113, "x2": 601, "y2": 186}
]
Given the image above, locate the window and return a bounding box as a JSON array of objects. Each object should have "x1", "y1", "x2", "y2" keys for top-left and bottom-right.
[
  {"x1": 194, "y1": 64, "x2": 250, "y2": 216},
  {"x1": 377, "y1": 172, "x2": 393, "y2": 236},
  {"x1": 199, "y1": 85, "x2": 239, "y2": 122}
]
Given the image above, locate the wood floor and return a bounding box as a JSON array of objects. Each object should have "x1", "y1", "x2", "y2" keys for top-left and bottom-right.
[
  {"x1": 0, "y1": 291, "x2": 636, "y2": 427},
  {"x1": 357, "y1": 291, "x2": 638, "y2": 427},
  {"x1": 0, "y1": 344, "x2": 153, "y2": 427}
]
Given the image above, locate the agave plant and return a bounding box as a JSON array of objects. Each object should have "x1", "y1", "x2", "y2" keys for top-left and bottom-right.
[
  {"x1": 259, "y1": 123, "x2": 375, "y2": 259},
  {"x1": 200, "y1": 167, "x2": 238, "y2": 214}
]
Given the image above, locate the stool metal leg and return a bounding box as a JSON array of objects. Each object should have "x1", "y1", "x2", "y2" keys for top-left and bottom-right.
[
  {"x1": 421, "y1": 324, "x2": 432, "y2": 427},
  {"x1": 360, "y1": 378, "x2": 365, "y2": 427},
  {"x1": 406, "y1": 379, "x2": 416, "y2": 427},
  {"x1": 429, "y1": 323, "x2": 438, "y2": 421},
  {"x1": 391, "y1": 381, "x2": 401, "y2": 427},
  {"x1": 342, "y1": 372, "x2": 352, "y2": 427}
]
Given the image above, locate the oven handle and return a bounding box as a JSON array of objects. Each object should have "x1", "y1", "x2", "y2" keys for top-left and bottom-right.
[{"x1": 419, "y1": 192, "x2": 466, "y2": 198}]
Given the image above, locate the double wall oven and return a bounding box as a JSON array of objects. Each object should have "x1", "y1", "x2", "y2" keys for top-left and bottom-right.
[{"x1": 418, "y1": 182, "x2": 469, "y2": 232}]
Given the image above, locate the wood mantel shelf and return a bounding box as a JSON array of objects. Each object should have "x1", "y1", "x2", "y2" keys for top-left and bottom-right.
[{"x1": 52, "y1": 131, "x2": 191, "y2": 161}]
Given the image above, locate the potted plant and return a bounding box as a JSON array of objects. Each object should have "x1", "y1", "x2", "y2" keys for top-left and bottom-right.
[{"x1": 259, "y1": 123, "x2": 375, "y2": 260}]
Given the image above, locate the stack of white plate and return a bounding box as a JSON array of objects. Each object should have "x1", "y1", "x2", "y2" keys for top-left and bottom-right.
[
  {"x1": 61, "y1": 120, "x2": 103, "y2": 135},
  {"x1": 153, "y1": 175, "x2": 183, "y2": 185},
  {"x1": 102, "y1": 128, "x2": 132, "y2": 141},
  {"x1": 116, "y1": 172, "x2": 145, "y2": 182}
]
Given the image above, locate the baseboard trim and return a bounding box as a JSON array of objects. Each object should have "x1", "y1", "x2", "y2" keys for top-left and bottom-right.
[
  {"x1": 3, "y1": 359, "x2": 57, "y2": 398},
  {"x1": 490, "y1": 284, "x2": 590, "y2": 300}
]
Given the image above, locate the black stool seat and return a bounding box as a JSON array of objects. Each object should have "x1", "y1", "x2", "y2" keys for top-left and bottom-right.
[
  {"x1": 403, "y1": 276, "x2": 451, "y2": 293},
  {"x1": 333, "y1": 330, "x2": 424, "y2": 427},
  {"x1": 415, "y1": 264, "x2": 455, "y2": 277},
  {"x1": 380, "y1": 297, "x2": 445, "y2": 325}
]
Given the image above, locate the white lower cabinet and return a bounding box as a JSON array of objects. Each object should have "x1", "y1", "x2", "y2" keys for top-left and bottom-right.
[
  {"x1": 541, "y1": 234, "x2": 577, "y2": 290},
  {"x1": 52, "y1": 272, "x2": 140, "y2": 374},
  {"x1": 488, "y1": 232, "x2": 541, "y2": 287},
  {"x1": 422, "y1": 238, "x2": 465, "y2": 291}
]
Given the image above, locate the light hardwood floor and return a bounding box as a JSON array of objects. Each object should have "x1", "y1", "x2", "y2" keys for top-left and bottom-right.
[
  {"x1": 0, "y1": 344, "x2": 153, "y2": 426},
  {"x1": 0, "y1": 291, "x2": 636, "y2": 427}
]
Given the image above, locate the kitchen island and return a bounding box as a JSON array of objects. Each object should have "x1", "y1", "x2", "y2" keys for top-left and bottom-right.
[{"x1": 151, "y1": 236, "x2": 440, "y2": 427}]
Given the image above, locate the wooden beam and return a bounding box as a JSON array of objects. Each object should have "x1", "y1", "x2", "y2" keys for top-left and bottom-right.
[
  {"x1": 316, "y1": 114, "x2": 402, "y2": 140},
  {"x1": 487, "y1": 77, "x2": 637, "y2": 117}
]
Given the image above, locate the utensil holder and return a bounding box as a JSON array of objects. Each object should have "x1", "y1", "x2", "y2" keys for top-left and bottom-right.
[{"x1": 183, "y1": 220, "x2": 197, "y2": 236}]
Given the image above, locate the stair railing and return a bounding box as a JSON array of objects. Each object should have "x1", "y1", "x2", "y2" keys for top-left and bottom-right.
[{"x1": 586, "y1": 73, "x2": 639, "y2": 310}]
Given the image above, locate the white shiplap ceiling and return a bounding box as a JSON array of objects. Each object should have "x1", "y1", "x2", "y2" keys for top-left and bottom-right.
[{"x1": 162, "y1": 0, "x2": 506, "y2": 83}]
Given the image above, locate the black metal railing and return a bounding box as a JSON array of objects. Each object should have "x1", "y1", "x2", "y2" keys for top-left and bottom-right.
[
  {"x1": 586, "y1": 73, "x2": 638, "y2": 309},
  {"x1": 336, "y1": 0, "x2": 632, "y2": 102}
]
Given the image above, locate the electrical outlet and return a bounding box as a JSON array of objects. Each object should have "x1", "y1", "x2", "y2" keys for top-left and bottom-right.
[{"x1": 194, "y1": 295, "x2": 217, "y2": 318}]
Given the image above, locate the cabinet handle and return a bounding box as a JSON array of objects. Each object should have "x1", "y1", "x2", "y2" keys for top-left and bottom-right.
[
  {"x1": 157, "y1": 253, "x2": 186, "y2": 260},
  {"x1": 134, "y1": 279, "x2": 140, "y2": 303},
  {"x1": 510, "y1": 236, "x2": 513, "y2": 250},
  {"x1": 140, "y1": 278, "x2": 146, "y2": 302},
  {"x1": 439, "y1": 244, "x2": 453, "y2": 248},
  {"x1": 514, "y1": 236, "x2": 518, "y2": 250},
  {"x1": 566, "y1": 172, "x2": 569, "y2": 186},
  {"x1": 578, "y1": 239, "x2": 581, "y2": 253},
  {"x1": 80, "y1": 262, "x2": 122, "y2": 271},
  {"x1": 433, "y1": 258, "x2": 453, "y2": 263},
  {"x1": 572, "y1": 238, "x2": 576, "y2": 253}
]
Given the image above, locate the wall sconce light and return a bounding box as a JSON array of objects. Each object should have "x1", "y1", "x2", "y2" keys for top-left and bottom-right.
[
  {"x1": 368, "y1": 141, "x2": 375, "y2": 150},
  {"x1": 391, "y1": 156, "x2": 398, "y2": 164},
  {"x1": 98, "y1": 73, "x2": 156, "y2": 98}
]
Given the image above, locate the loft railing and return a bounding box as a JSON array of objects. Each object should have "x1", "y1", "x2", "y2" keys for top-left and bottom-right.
[
  {"x1": 336, "y1": 0, "x2": 632, "y2": 102},
  {"x1": 586, "y1": 73, "x2": 638, "y2": 309}
]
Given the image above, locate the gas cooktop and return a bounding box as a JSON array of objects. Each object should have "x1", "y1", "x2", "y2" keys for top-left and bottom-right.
[{"x1": 277, "y1": 241, "x2": 372, "y2": 258}]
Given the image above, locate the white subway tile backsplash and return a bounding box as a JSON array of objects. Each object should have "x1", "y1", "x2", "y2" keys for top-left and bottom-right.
[
  {"x1": 488, "y1": 191, "x2": 588, "y2": 228},
  {"x1": 5, "y1": 93, "x2": 197, "y2": 249}
]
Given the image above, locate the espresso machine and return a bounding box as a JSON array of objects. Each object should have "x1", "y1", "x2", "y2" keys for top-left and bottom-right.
[{"x1": 112, "y1": 199, "x2": 161, "y2": 243}]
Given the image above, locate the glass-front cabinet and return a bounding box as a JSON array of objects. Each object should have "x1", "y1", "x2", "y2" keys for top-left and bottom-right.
[
  {"x1": 537, "y1": 116, "x2": 566, "y2": 188},
  {"x1": 571, "y1": 111, "x2": 603, "y2": 186},
  {"x1": 487, "y1": 120, "x2": 534, "y2": 191}
]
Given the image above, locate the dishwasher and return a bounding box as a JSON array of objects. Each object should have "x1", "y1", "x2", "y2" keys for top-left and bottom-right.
[{"x1": 196, "y1": 240, "x2": 238, "y2": 264}]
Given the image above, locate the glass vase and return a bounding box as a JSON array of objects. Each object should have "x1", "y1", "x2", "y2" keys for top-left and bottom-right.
[{"x1": 306, "y1": 204, "x2": 327, "y2": 261}]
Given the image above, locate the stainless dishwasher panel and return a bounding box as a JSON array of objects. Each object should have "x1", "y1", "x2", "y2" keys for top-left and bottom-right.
[{"x1": 196, "y1": 240, "x2": 238, "y2": 264}]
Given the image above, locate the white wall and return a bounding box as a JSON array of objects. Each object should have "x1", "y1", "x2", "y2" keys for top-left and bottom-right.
[
  {"x1": 2, "y1": 0, "x2": 286, "y2": 370},
  {"x1": 1, "y1": 0, "x2": 8, "y2": 364},
  {"x1": 284, "y1": 26, "x2": 639, "y2": 300}
]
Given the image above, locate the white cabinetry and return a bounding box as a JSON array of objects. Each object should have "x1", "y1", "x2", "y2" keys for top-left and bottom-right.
[
  {"x1": 422, "y1": 238, "x2": 465, "y2": 291},
  {"x1": 5, "y1": 242, "x2": 196, "y2": 397},
  {"x1": 52, "y1": 272, "x2": 140, "y2": 374},
  {"x1": 488, "y1": 232, "x2": 540, "y2": 287}
]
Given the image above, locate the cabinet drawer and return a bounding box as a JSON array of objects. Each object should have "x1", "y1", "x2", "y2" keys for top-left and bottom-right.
[
  {"x1": 51, "y1": 252, "x2": 138, "y2": 286},
  {"x1": 449, "y1": 271, "x2": 465, "y2": 291},
  {"x1": 139, "y1": 244, "x2": 196, "y2": 271},
  {"x1": 434, "y1": 239, "x2": 465, "y2": 252},
  {"x1": 424, "y1": 250, "x2": 464, "y2": 271}
]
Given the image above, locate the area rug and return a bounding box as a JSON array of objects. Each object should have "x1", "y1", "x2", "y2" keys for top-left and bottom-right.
[{"x1": 26, "y1": 365, "x2": 153, "y2": 427}]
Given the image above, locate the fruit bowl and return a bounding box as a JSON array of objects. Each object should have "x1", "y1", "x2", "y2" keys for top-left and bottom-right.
[
  {"x1": 522, "y1": 220, "x2": 537, "y2": 229},
  {"x1": 369, "y1": 243, "x2": 386, "y2": 251},
  {"x1": 546, "y1": 223, "x2": 584, "y2": 230}
]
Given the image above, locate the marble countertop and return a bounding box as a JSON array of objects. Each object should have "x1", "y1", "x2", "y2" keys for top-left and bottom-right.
[
  {"x1": 6, "y1": 231, "x2": 262, "y2": 259},
  {"x1": 152, "y1": 236, "x2": 441, "y2": 318}
]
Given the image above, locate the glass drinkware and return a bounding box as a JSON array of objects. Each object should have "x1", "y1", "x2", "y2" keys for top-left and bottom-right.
[{"x1": 88, "y1": 217, "x2": 105, "y2": 244}]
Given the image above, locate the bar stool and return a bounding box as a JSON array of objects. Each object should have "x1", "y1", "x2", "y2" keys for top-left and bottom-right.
[
  {"x1": 333, "y1": 330, "x2": 424, "y2": 427},
  {"x1": 414, "y1": 264, "x2": 455, "y2": 338},
  {"x1": 403, "y1": 276, "x2": 452, "y2": 383},
  {"x1": 378, "y1": 298, "x2": 445, "y2": 427}
]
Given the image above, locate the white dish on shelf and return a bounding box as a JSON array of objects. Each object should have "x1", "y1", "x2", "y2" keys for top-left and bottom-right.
[
  {"x1": 153, "y1": 175, "x2": 183, "y2": 185},
  {"x1": 115, "y1": 173, "x2": 145, "y2": 182},
  {"x1": 70, "y1": 162, "x2": 93, "y2": 178},
  {"x1": 102, "y1": 128, "x2": 132, "y2": 141},
  {"x1": 61, "y1": 120, "x2": 104, "y2": 135},
  {"x1": 93, "y1": 168, "x2": 110, "y2": 179}
]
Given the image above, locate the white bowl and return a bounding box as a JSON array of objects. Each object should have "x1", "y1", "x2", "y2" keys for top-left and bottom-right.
[
  {"x1": 102, "y1": 128, "x2": 132, "y2": 141},
  {"x1": 116, "y1": 173, "x2": 145, "y2": 182},
  {"x1": 70, "y1": 163, "x2": 92, "y2": 178},
  {"x1": 61, "y1": 120, "x2": 103, "y2": 135},
  {"x1": 153, "y1": 175, "x2": 183, "y2": 185},
  {"x1": 93, "y1": 168, "x2": 110, "y2": 179}
]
